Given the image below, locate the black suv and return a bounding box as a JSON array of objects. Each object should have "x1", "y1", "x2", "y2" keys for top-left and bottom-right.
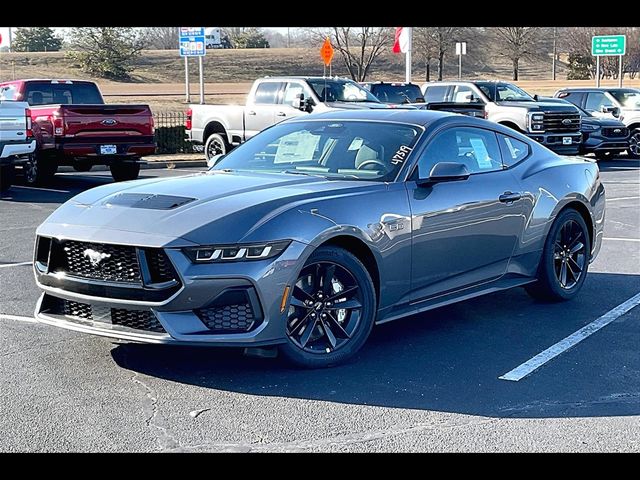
[{"x1": 360, "y1": 82, "x2": 425, "y2": 105}]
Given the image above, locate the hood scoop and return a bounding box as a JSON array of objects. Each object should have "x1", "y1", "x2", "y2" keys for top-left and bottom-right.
[{"x1": 102, "y1": 193, "x2": 196, "y2": 210}]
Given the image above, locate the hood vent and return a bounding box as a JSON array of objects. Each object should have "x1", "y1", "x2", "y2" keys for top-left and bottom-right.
[{"x1": 103, "y1": 193, "x2": 196, "y2": 210}]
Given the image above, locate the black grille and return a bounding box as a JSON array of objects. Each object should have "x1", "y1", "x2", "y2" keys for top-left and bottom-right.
[
  {"x1": 47, "y1": 297, "x2": 165, "y2": 333},
  {"x1": 52, "y1": 240, "x2": 141, "y2": 283},
  {"x1": 145, "y1": 249, "x2": 178, "y2": 284},
  {"x1": 542, "y1": 112, "x2": 581, "y2": 133},
  {"x1": 602, "y1": 127, "x2": 629, "y2": 138},
  {"x1": 195, "y1": 289, "x2": 259, "y2": 333}
]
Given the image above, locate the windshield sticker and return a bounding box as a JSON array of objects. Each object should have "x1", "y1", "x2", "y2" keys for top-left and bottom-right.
[
  {"x1": 391, "y1": 145, "x2": 413, "y2": 165},
  {"x1": 469, "y1": 138, "x2": 493, "y2": 169}
]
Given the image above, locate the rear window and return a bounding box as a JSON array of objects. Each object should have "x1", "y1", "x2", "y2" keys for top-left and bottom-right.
[
  {"x1": 372, "y1": 84, "x2": 424, "y2": 104},
  {"x1": 423, "y1": 85, "x2": 449, "y2": 103},
  {"x1": 23, "y1": 82, "x2": 104, "y2": 106}
]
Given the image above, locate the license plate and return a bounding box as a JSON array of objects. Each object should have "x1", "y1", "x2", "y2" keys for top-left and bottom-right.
[
  {"x1": 562, "y1": 137, "x2": 572, "y2": 145},
  {"x1": 100, "y1": 145, "x2": 117, "y2": 155}
]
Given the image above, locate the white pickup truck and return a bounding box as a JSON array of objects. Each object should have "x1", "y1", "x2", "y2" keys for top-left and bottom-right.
[
  {"x1": 186, "y1": 76, "x2": 388, "y2": 161},
  {"x1": 0, "y1": 100, "x2": 36, "y2": 192}
]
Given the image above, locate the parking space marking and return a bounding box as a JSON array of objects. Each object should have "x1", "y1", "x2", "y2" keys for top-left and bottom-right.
[
  {"x1": 606, "y1": 196, "x2": 639, "y2": 202},
  {"x1": 603, "y1": 237, "x2": 640, "y2": 242},
  {"x1": 499, "y1": 291, "x2": 640, "y2": 382},
  {"x1": 0, "y1": 261, "x2": 32, "y2": 269},
  {"x1": 0, "y1": 314, "x2": 38, "y2": 323},
  {"x1": 12, "y1": 186, "x2": 69, "y2": 193}
]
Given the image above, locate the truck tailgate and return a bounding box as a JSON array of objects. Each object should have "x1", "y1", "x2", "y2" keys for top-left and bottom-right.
[
  {"x1": 59, "y1": 104, "x2": 153, "y2": 137},
  {"x1": 0, "y1": 101, "x2": 28, "y2": 143}
]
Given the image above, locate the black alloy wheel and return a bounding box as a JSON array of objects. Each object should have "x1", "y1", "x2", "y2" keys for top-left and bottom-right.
[
  {"x1": 205, "y1": 133, "x2": 227, "y2": 161},
  {"x1": 628, "y1": 129, "x2": 640, "y2": 158},
  {"x1": 525, "y1": 209, "x2": 591, "y2": 301},
  {"x1": 280, "y1": 246, "x2": 376, "y2": 368},
  {"x1": 23, "y1": 154, "x2": 57, "y2": 186}
]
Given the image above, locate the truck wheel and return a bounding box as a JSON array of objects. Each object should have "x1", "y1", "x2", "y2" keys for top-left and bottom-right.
[
  {"x1": 205, "y1": 133, "x2": 228, "y2": 161},
  {"x1": 627, "y1": 129, "x2": 640, "y2": 159},
  {"x1": 1, "y1": 164, "x2": 15, "y2": 193},
  {"x1": 23, "y1": 154, "x2": 58, "y2": 186},
  {"x1": 110, "y1": 162, "x2": 141, "y2": 182}
]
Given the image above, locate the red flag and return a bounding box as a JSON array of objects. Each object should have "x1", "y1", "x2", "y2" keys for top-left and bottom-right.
[{"x1": 392, "y1": 27, "x2": 409, "y2": 54}]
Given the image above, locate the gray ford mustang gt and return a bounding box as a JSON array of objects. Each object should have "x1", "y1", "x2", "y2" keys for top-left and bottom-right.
[{"x1": 33, "y1": 110, "x2": 605, "y2": 368}]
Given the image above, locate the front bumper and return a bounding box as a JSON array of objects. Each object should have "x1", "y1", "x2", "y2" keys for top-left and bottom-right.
[
  {"x1": 527, "y1": 132, "x2": 582, "y2": 155},
  {"x1": 34, "y1": 237, "x2": 310, "y2": 347},
  {"x1": 580, "y1": 133, "x2": 630, "y2": 155}
]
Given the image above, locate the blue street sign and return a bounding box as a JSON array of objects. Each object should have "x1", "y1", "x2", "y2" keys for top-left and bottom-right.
[{"x1": 179, "y1": 27, "x2": 206, "y2": 57}]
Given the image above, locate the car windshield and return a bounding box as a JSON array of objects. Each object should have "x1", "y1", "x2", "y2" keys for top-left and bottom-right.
[
  {"x1": 307, "y1": 79, "x2": 381, "y2": 103},
  {"x1": 214, "y1": 120, "x2": 422, "y2": 182},
  {"x1": 609, "y1": 89, "x2": 640, "y2": 108},
  {"x1": 371, "y1": 84, "x2": 425, "y2": 104},
  {"x1": 476, "y1": 82, "x2": 534, "y2": 102}
]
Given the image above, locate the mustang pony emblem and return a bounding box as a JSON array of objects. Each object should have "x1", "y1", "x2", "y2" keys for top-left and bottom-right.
[{"x1": 83, "y1": 248, "x2": 111, "y2": 267}]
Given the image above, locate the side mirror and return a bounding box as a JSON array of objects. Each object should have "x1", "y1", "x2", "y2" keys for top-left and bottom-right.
[
  {"x1": 207, "y1": 154, "x2": 225, "y2": 169},
  {"x1": 601, "y1": 105, "x2": 619, "y2": 116},
  {"x1": 533, "y1": 94, "x2": 539, "y2": 101},
  {"x1": 293, "y1": 93, "x2": 306, "y2": 111},
  {"x1": 417, "y1": 162, "x2": 470, "y2": 186}
]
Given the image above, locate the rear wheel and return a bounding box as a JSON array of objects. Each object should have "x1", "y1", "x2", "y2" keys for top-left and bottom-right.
[
  {"x1": 23, "y1": 154, "x2": 57, "y2": 186},
  {"x1": 204, "y1": 133, "x2": 228, "y2": 162},
  {"x1": 1, "y1": 164, "x2": 15, "y2": 193},
  {"x1": 279, "y1": 246, "x2": 376, "y2": 368},
  {"x1": 110, "y1": 162, "x2": 141, "y2": 182},
  {"x1": 628, "y1": 129, "x2": 640, "y2": 159},
  {"x1": 525, "y1": 209, "x2": 591, "y2": 301}
]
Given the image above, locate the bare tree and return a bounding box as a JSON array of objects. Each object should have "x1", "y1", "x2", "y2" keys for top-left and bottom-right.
[
  {"x1": 307, "y1": 27, "x2": 391, "y2": 81},
  {"x1": 414, "y1": 28, "x2": 438, "y2": 81},
  {"x1": 493, "y1": 27, "x2": 543, "y2": 80},
  {"x1": 140, "y1": 27, "x2": 179, "y2": 50}
]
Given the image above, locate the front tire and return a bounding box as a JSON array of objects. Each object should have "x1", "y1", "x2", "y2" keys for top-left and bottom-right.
[
  {"x1": 279, "y1": 246, "x2": 376, "y2": 368},
  {"x1": 23, "y1": 154, "x2": 58, "y2": 186},
  {"x1": 627, "y1": 129, "x2": 640, "y2": 159},
  {"x1": 110, "y1": 162, "x2": 140, "y2": 182},
  {"x1": 525, "y1": 209, "x2": 591, "y2": 302},
  {"x1": 204, "y1": 133, "x2": 228, "y2": 162}
]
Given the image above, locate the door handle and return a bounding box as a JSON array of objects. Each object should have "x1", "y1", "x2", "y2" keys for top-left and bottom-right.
[
  {"x1": 276, "y1": 112, "x2": 286, "y2": 117},
  {"x1": 247, "y1": 111, "x2": 256, "y2": 116},
  {"x1": 499, "y1": 191, "x2": 522, "y2": 203}
]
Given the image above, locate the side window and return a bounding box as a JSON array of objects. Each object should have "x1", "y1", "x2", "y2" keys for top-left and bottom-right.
[
  {"x1": 418, "y1": 127, "x2": 503, "y2": 178},
  {"x1": 0, "y1": 85, "x2": 18, "y2": 100},
  {"x1": 557, "y1": 91, "x2": 585, "y2": 108},
  {"x1": 282, "y1": 82, "x2": 306, "y2": 105},
  {"x1": 585, "y1": 92, "x2": 614, "y2": 111},
  {"x1": 423, "y1": 85, "x2": 449, "y2": 103},
  {"x1": 452, "y1": 85, "x2": 477, "y2": 103},
  {"x1": 497, "y1": 134, "x2": 530, "y2": 167},
  {"x1": 254, "y1": 82, "x2": 284, "y2": 105}
]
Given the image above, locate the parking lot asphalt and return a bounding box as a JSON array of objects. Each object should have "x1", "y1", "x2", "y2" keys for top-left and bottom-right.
[{"x1": 1, "y1": 158, "x2": 639, "y2": 452}]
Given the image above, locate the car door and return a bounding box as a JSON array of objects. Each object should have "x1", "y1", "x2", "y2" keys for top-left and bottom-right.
[
  {"x1": 244, "y1": 81, "x2": 285, "y2": 139},
  {"x1": 407, "y1": 125, "x2": 525, "y2": 300},
  {"x1": 584, "y1": 91, "x2": 617, "y2": 119},
  {"x1": 275, "y1": 81, "x2": 313, "y2": 124}
]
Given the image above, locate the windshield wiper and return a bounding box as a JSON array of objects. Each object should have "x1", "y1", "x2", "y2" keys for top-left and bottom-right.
[{"x1": 282, "y1": 170, "x2": 320, "y2": 176}]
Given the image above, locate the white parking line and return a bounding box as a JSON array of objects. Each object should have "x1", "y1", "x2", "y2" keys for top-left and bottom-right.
[
  {"x1": 603, "y1": 237, "x2": 640, "y2": 242},
  {"x1": 499, "y1": 291, "x2": 640, "y2": 382},
  {"x1": 12, "y1": 185, "x2": 69, "y2": 193},
  {"x1": 0, "y1": 314, "x2": 38, "y2": 323},
  {"x1": 606, "y1": 196, "x2": 639, "y2": 202},
  {"x1": 0, "y1": 261, "x2": 32, "y2": 269}
]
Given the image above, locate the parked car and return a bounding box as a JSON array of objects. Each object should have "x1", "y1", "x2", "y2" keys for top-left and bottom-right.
[
  {"x1": 360, "y1": 81, "x2": 425, "y2": 105},
  {"x1": 421, "y1": 80, "x2": 582, "y2": 154},
  {"x1": 553, "y1": 87, "x2": 640, "y2": 158},
  {"x1": 0, "y1": 79, "x2": 156, "y2": 185},
  {"x1": 186, "y1": 76, "x2": 388, "y2": 162},
  {"x1": 34, "y1": 110, "x2": 605, "y2": 368},
  {"x1": 541, "y1": 97, "x2": 629, "y2": 160},
  {"x1": 0, "y1": 99, "x2": 36, "y2": 192}
]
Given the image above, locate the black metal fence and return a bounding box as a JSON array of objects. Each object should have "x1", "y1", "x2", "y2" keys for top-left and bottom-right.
[{"x1": 153, "y1": 111, "x2": 203, "y2": 154}]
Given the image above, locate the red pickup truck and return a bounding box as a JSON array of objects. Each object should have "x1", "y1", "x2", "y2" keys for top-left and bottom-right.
[{"x1": 0, "y1": 79, "x2": 156, "y2": 184}]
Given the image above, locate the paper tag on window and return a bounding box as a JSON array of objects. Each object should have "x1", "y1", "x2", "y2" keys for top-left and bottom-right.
[
  {"x1": 469, "y1": 138, "x2": 492, "y2": 169},
  {"x1": 348, "y1": 138, "x2": 364, "y2": 151}
]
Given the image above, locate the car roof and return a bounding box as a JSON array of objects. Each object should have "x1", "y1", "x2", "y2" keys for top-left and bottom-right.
[
  {"x1": 259, "y1": 76, "x2": 356, "y2": 82},
  {"x1": 557, "y1": 87, "x2": 638, "y2": 92},
  {"x1": 286, "y1": 109, "x2": 476, "y2": 127}
]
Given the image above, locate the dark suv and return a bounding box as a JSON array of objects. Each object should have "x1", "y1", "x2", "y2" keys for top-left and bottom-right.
[{"x1": 360, "y1": 82, "x2": 425, "y2": 105}]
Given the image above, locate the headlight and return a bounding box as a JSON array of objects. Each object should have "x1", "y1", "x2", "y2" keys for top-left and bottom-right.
[
  {"x1": 183, "y1": 240, "x2": 291, "y2": 263},
  {"x1": 531, "y1": 114, "x2": 544, "y2": 121},
  {"x1": 582, "y1": 124, "x2": 600, "y2": 131}
]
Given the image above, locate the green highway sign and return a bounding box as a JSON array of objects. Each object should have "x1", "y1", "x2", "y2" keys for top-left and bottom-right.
[{"x1": 592, "y1": 35, "x2": 626, "y2": 56}]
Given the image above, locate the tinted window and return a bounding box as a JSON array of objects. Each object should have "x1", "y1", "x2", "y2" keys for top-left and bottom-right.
[
  {"x1": 418, "y1": 127, "x2": 503, "y2": 178},
  {"x1": 609, "y1": 89, "x2": 640, "y2": 108},
  {"x1": 371, "y1": 84, "x2": 424, "y2": 104},
  {"x1": 23, "y1": 82, "x2": 103, "y2": 106},
  {"x1": 585, "y1": 92, "x2": 614, "y2": 111},
  {"x1": 307, "y1": 79, "x2": 380, "y2": 103},
  {"x1": 498, "y1": 134, "x2": 530, "y2": 167},
  {"x1": 556, "y1": 91, "x2": 585, "y2": 108},
  {"x1": 423, "y1": 85, "x2": 449, "y2": 102},
  {"x1": 254, "y1": 82, "x2": 284, "y2": 105},
  {"x1": 216, "y1": 120, "x2": 422, "y2": 182}
]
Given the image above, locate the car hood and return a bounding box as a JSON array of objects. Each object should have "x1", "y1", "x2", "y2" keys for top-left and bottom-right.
[
  {"x1": 495, "y1": 101, "x2": 578, "y2": 112},
  {"x1": 582, "y1": 116, "x2": 626, "y2": 127},
  {"x1": 40, "y1": 171, "x2": 383, "y2": 246}
]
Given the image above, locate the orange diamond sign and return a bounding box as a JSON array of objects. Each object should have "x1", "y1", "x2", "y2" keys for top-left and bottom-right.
[{"x1": 320, "y1": 38, "x2": 334, "y2": 66}]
